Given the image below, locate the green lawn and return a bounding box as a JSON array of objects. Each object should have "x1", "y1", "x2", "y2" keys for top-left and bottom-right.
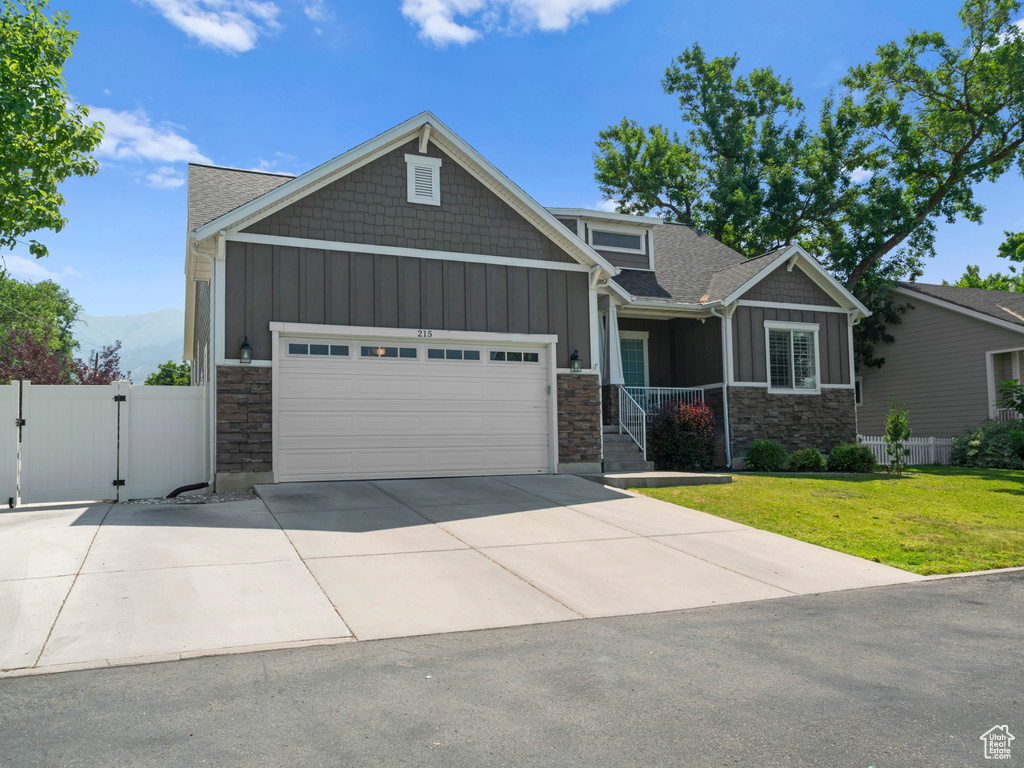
[{"x1": 637, "y1": 467, "x2": 1024, "y2": 575}]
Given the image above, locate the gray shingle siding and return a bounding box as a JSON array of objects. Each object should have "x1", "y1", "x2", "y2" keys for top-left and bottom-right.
[
  {"x1": 741, "y1": 264, "x2": 839, "y2": 306},
  {"x1": 241, "y1": 140, "x2": 575, "y2": 264}
]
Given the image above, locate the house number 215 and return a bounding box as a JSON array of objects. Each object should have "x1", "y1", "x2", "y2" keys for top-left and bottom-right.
[{"x1": 417, "y1": 330, "x2": 433, "y2": 337}]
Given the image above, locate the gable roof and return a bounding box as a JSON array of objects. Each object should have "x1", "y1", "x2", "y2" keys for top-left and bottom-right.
[
  {"x1": 611, "y1": 224, "x2": 867, "y2": 314},
  {"x1": 187, "y1": 111, "x2": 618, "y2": 277},
  {"x1": 897, "y1": 282, "x2": 1024, "y2": 330},
  {"x1": 187, "y1": 164, "x2": 294, "y2": 233}
]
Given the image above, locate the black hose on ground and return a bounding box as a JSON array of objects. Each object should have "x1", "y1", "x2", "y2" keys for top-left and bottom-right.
[{"x1": 166, "y1": 482, "x2": 210, "y2": 499}]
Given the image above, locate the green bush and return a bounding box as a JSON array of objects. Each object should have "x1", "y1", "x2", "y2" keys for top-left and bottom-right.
[
  {"x1": 951, "y1": 419, "x2": 1024, "y2": 469},
  {"x1": 648, "y1": 401, "x2": 717, "y2": 471},
  {"x1": 827, "y1": 442, "x2": 876, "y2": 473},
  {"x1": 744, "y1": 439, "x2": 788, "y2": 472},
  {"x1": 788, "y1": 447, "x2": 826, "y2": 472}
]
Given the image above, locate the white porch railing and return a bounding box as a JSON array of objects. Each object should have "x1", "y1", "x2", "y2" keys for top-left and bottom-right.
[
  {"x1": 857, "y1": 435, "x2": 953, "y2": 466},
  {"x1": 618, "y1": 385, "x2": 647, "y2": 461},
  {"x1": 995, "y1": 407, "x2": 1022, "y2": 423},
  {"x1": 623, "y1": 386, "x2": 705, "y2": 413}
]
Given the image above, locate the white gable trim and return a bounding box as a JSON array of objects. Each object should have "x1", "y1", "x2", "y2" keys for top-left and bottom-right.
[
  {"x1": 721, "y1": 244, "x2": 869, "y2": 317},
  {"x1": 192, "y1": 111, "x2": 618, "y2": 278},
  {"x1": 893, "y1": 286, "x2": 1024, "y2": 336}
]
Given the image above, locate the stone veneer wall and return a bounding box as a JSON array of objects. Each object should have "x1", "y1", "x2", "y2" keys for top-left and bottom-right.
[
  {"x1": 558, "y1": 374, "x2": 601, "y2": 465},
  {"x1": 601, "y1": 384, "x2": 619, "y2": 427},
  {"x1": 727, "y1": 386, "x2": 856, "y2": 457},
  {"x1": 216, "y1": 366, "x2": 272, "y2": 473}
]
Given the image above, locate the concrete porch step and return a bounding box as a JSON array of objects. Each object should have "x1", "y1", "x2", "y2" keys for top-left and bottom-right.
[
  {"x1": 603, "y1": 459, "x2": 656, "y2": 473},
  {"x1": 585, "y1": 472, "x2": 733, "y2": 489}
]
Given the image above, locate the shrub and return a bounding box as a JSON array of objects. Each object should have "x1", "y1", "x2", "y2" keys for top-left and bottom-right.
[
  {"x1": 744, "y1": 439, "x2": 788, "y2": 472},
  {"x1": 788, "y1": 447, "x2": 826, "y2": 472},
  {"x1": 951, "y1": 419, "x2": 1024, "y2": 470},
  {"x1": 827, "y1": 442, "x2": 876, "y2": 473},
  {"x1": 648, "y1": 401, "x2": 716, "y2": 471}
]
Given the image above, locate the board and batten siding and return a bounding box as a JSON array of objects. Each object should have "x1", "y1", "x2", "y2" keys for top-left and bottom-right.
[
  {"x1": 223, "y1": 241, "x2": 591, "y2": 369},
  {"x1": 731, "y1": 306, "x2": 850, "y2": 386},
  {"x1": 242, "y1": 140, "x2": 575, "y2": 265},
  {"x1": 857, "y1": 298, "x2": 1024, "y2": 437},
  {"x1": 741, "y1": 265, "x2": 841, "y2": 307},
  {"x1": 617, "y1": 317, "x2": 723, "y2": 387},
  {"x1": 192, "y1": 280, "x2": 211, "y2": 383}
]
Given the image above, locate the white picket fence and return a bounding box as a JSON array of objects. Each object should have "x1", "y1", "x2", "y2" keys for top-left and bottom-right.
[
  {"x1": 857, "y1": 434, "x2": 953, "y2": 466},
  {"x1": 4, "y1": 381, "x2": 208, "y2": 506}
]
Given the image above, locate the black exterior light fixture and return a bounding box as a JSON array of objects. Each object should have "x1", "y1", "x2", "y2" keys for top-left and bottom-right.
[
  {"x1": 569, "y1": 349, "x2": 582, "y2": 373},
  {"x1": 239, "y1": 337, "x2": 252, "y2": 364}
]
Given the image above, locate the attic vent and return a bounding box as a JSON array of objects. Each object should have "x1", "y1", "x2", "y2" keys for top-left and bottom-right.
[{"x1": 406, "y1": 154, "x2": 442, "y2": 206}]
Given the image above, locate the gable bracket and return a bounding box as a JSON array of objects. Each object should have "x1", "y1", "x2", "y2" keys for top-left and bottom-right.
[{"x1": 419, "y1": 124, "x2": 431, "y2": 154}]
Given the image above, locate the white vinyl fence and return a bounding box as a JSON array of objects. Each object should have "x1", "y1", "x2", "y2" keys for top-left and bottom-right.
[
  {"x1": 857, "y1": 434, "x2": 953, "y2": 466},
  {"x1": 7, "y1": 381, "x2": 207, "y2": 505},
  {"x1": 1, "y1": 382, "x2": 18, "y2": 506}
]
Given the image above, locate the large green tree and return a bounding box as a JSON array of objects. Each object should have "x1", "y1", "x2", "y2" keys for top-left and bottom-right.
[
  {"x1": 594, "y1": 0, "x2": 1024, "y2": 366},
  {"x1": 0, "y1": 269, "x2": 80, "y2": 356},
  {"x1": 1, "y1": 0, "x2": 103, "y2": 259},
  {"x1": 144, "y1": 360, "x2": 191, "y2": 386}
]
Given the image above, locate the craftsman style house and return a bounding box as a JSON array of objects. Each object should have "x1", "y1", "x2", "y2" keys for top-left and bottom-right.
[{"x1": 183, "y1": 112, "x2": 868, "y2": 489}]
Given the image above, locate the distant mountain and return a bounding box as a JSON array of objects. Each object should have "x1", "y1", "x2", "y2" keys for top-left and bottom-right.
[{"x1": 73, "y1": 308, "x2": 185, "y2": 383}]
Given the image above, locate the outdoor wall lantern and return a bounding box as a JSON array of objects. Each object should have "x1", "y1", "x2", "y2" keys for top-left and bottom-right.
[
  {"x1": 239, "y1": 337, "x2": 252, "y2": 364},
  {"x1": 569, "y1": 349, "x2": 582, "y2": 373}
]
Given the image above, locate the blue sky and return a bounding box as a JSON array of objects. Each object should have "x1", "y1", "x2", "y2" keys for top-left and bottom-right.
[{"x1": 5, "y1": 0, "x2": 1023, "y2": 316}]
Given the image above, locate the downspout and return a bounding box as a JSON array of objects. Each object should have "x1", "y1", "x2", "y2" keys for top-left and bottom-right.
[
  {"x1": 710, "y1": 306, "x2": 732, "y2": 469},
  {"x1": 190, "y1": 235, "x2": 217, "y2": 489}
]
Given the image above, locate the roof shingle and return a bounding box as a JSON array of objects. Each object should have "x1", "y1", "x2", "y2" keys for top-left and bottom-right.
[
  {"x1": 898, "y1": 281, "x2": 1024, "y2": 329},
  {"x1": 187, "y1": 163, "x2": 294, "y2": 233}
]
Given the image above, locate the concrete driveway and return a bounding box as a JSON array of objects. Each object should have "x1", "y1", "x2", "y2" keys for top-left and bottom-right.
[{"x1": 0, "y1": 475, "x2": 920, "y2": 676}]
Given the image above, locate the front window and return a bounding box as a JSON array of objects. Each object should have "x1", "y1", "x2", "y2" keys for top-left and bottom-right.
[{"x1": 768, "y1": 328, "x2": 818, "y2": 390}]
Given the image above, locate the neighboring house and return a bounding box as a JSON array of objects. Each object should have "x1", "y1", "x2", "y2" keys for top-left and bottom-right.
[
  {"x1": 857, "y1": 282, "x2": 1024, "y2": 437},
  {"x1": 183, "y1": 112, "x2": 868, "y2": 490}
]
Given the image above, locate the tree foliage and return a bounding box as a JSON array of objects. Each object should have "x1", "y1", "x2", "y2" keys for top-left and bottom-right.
[
  {"x1": 144, "y1": 360, "x2": 191, "y2": 386},
  {"x1": 593, "y1": 0, "x2": 1024, "y2": 368},
  {"x1": 944, "y1": 231, "x2": 1024, "y2": 291},
  {"x1": 0, "y1": 269, "x2": 80, "y2": 355},
  {"x1": 0, "y1": 326, "x2": 123, "y2": 384},
  {"x1": 1, "y1": 0, "x2": 103, "y2": 259}
]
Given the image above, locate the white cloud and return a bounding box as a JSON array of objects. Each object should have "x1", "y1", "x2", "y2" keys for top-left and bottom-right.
[
  {"x1": 2, "y1": 254, "x2": 79, "y2": 282},
  {"x1": 402, "y1": 0, "x2": 626, "y2": 46},
  {"x1": 849, "y1": 167, "x2": 874, "y2": 184},
  {"x1": 91, "y1": 107, "x2": 211, "y2": 165},
  {"x1": 303, "y1": 0, "x2": 330, "y2": 21},
  {"x1": 137, "y1": 0, "x2": 281, "y2": 53},
  {"x1": 146, "y1": 166, "x2": 186, "y2": 188},
  {"x1": 595, "y1": 198, "x2": 618, "y2": 212}
]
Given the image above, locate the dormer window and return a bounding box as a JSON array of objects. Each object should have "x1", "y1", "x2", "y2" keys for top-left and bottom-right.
[
  {"x1": 592, "y1": 229, "x2": 644, "y2": 253},
  {"x1": 406, "y1": 154, "x2": 441, "y2": 206}
]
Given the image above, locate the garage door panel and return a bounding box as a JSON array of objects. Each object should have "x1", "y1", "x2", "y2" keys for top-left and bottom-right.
[{"x1": 276, "y1": 337, "x2": 552, "y2": 482}]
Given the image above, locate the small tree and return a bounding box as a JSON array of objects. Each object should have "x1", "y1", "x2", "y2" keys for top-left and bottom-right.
[
  {"x1": 883, "y1": 395, "x2": 912, "y2": 475},
  {"x1": 144, "y1": 360, "x2": 191, "y2": 386}
]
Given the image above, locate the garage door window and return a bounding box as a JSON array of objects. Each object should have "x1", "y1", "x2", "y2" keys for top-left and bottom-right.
[
  {"x1": 490, "y1": 350, "x2": 540, "y2": 363},
  {"x1": 361, "y1": 346, "x2": 418, "y2": 359},
  {"x1": 427, "y1": 348, "x2": 482, "y2": 361},
  {"x1": 289, "y1": 343, "x2": 349, "y2": 357}
]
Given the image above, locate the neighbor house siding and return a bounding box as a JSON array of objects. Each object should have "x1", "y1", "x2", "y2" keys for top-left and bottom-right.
[
  {"x1": 731, "y1": 306, "x2": 849, "y2": 386},
  {"x1": 741, "y1": 265, "x2": 840, "y2": 306},
  {"x1": 242, "y1": 140, "x2": 575, "y2": 264},
  {"x1": 857, "y1": 298, "x2": 1024, "y2": 437},
  {"x1": 556, "y1": 217, "x2": 577, "y2": 235},
  {"x1": 617, "y1": 316, "x2": 723, "y2": 387},
  {"x1": 224, "y1": 241, "x2": 591, "y2": 369},
  {"x1": 192, "y1": 280, "x2": 211, "y2": 383}
]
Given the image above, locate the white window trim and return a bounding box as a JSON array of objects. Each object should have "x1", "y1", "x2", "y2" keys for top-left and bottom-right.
[
  {"x1": 587, "y1": 221, "x2": 647, "y2": 255},
  {"x1": 405, "y1": 154, "x2": 441, "y2": 206},
  {"x1": 619, "y1": 330, "x2": 649, "y2": 388},
  {"x1": 764, "y1": 320, "x2": 821, "y2": 394}
]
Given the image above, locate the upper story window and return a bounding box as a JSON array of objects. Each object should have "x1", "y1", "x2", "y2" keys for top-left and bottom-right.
[
  {"x1": 592, "y1": 229, "x2": 644, "y2": 253},
  {"x1": 405, "y1": 154, "x2": 442, "y2": 206},
  {"x1": 766, "y1": 322, "x2": 819, "y2": 392}
]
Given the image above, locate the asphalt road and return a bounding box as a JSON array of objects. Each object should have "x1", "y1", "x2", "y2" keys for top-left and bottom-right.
[{"x1": 1, "y1": 571, "x2": 1020, "y2": 767}]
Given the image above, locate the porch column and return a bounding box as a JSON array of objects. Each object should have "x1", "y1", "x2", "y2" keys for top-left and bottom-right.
[{"x1": 607, "y1": 303, "x2": 625, "y2": 385}]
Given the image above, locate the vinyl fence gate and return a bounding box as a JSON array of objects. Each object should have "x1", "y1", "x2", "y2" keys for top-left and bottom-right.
[{"x1": 2, "y1": 381, "x2": 208, "y2": 506}]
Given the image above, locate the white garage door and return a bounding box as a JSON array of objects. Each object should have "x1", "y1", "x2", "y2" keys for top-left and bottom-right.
[{"x1": 274, "y1": 335, "x2": 552, "y2": 482}]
